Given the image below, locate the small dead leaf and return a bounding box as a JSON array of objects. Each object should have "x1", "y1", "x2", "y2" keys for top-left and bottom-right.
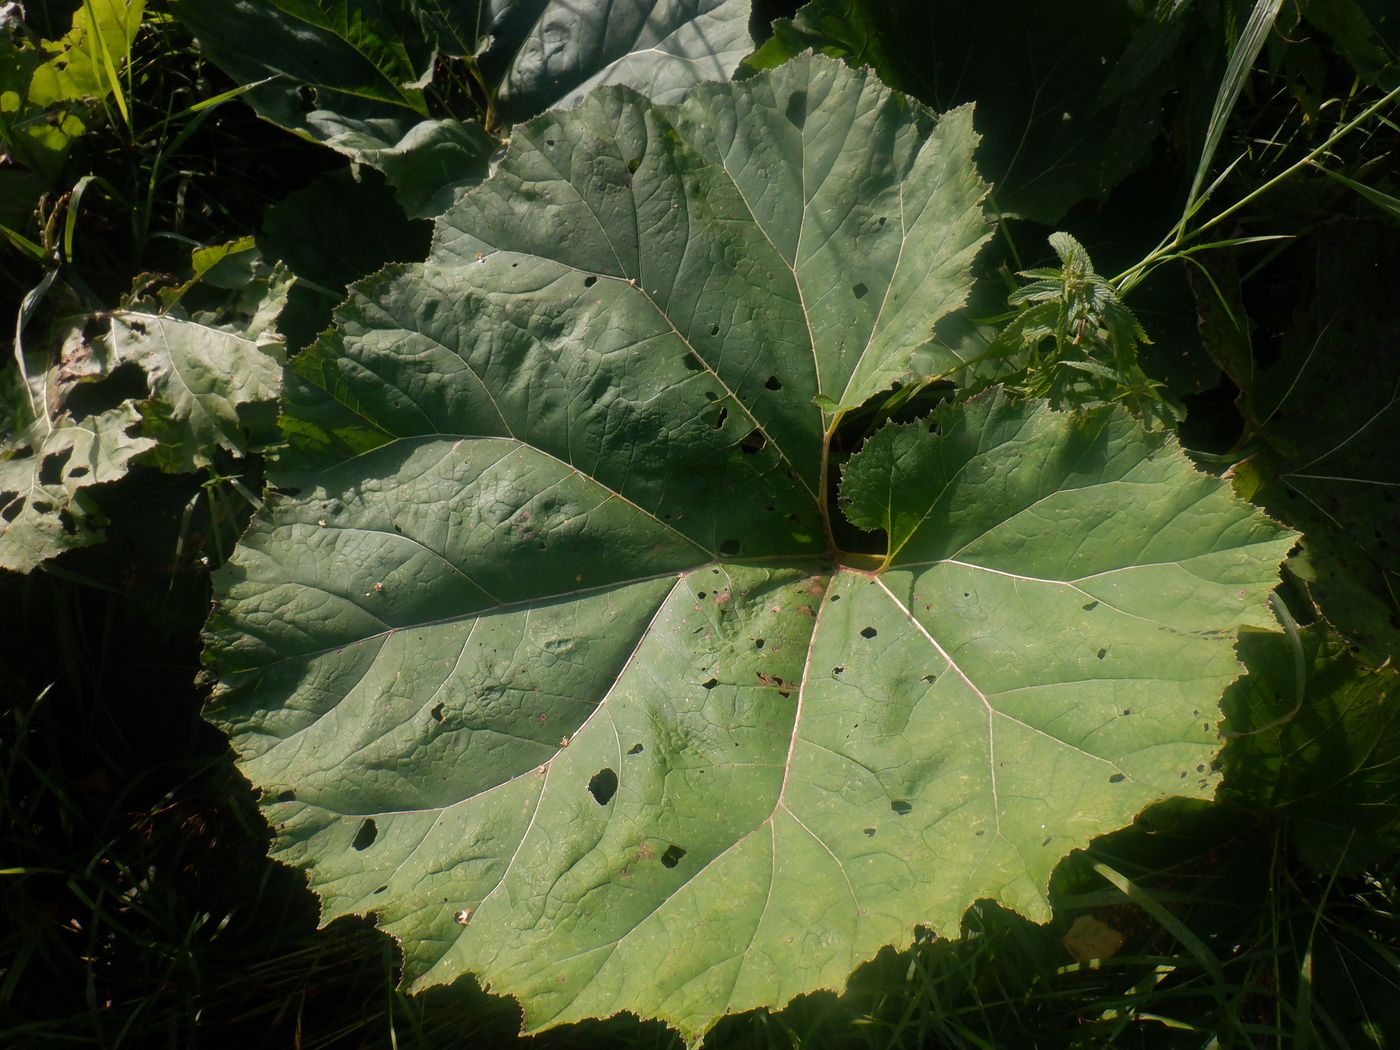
[{"x1": 1063, "y1": 915, "x2": 1125, "y2": 962}]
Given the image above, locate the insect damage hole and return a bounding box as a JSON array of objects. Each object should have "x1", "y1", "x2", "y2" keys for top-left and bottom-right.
[
  {"x1": 764, "y1": 376, "x2": 782, "y2": 391},
  {"x1": 860, "y1": 626, "x2": 878, "y2": 639},
  {"x1": 627, "y1": 743, "x2": 644, "y2": 755},
  {"x1": 587, "y1": 768, "x2": 618, "y2": 806},
  {"x1": 739, "y1": 429, "x2": 766, "y2": 455},
  {"x1": 661, "y1": 844, "x2": 687, "y2": 868},
  {"x1": 352, "y1": 818, "x2": 377, "y2": 851},
  {"x1": 890, "y1": 800, "x2": 912, "y2": 815}
]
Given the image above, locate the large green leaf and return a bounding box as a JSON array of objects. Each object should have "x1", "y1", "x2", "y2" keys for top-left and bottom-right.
[
  {"x1": 206, "y1": 57, "x2": 1294, "y2": 1041},
  {"x1": 172, "y1": 0, "x2": 753, "y2": 217}
]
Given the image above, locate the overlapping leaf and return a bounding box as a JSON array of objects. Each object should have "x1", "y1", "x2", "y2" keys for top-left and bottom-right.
[
  {"x1": 1222, "y1": 624, "x2": 1400, "y2": 872},
  {"x1": 172, "y1": 0, "x2": 753, "y2": 216},
  {"x1": 206, "y1": 56, "x2": 1294, "y2": 1041}
]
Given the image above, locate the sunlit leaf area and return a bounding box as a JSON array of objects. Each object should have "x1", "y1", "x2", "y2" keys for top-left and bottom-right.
[{"x1": 4, "y1": 2, "x2": 1398, "y2": 1047}]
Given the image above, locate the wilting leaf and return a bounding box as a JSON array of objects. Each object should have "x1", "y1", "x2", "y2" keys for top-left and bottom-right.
[
  {"x1": 0, "y1": 401, "x2": 154, "y2": 572},
  {"x1": 109, "y1": 310, "x2": 284, "y2": 473},
  {"x1": 205, "y1": 57, "x2": 1293, "y2": 1041}
]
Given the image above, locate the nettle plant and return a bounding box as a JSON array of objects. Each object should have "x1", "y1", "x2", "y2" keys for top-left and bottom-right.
[{"x1": 205, "y1": 57, "x2": 1294, "y2": 1043}]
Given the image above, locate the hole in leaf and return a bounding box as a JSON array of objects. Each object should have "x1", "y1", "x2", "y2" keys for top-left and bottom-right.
[
  {"x1": 719, "y1": 538, "x2": 740, "y2": 556},
  {"x1": 661, "y1": 844, "x2": 687, "y2": 868},
  {"x1": 1083, "y1": 601, "x2": 1100, "y2": 611},
  {"x1": 1097, "y1": 648, "x2": 1107, "y2": 660},
  {"x1": 627, "y1": 743, "x2": 644, "y2": 755},
  {"x1": 584, "y1": 275, "x2": 597, "y2": 287},
  {"x1": 1041, "y1": 837, "x2": 1052, "y2": 847},
  {"x1": 545, "y1": 138, "x2": 556, "y2": 146},
  {"x1": 860, "y1": 626, "x2": 877, "y2": 639},
  {"x1": 784, "y1": 89, "x2": 807, "y2": 129},
  {"x1": 1, "y1": 498, "x2": 22, "y2": 523},
  {"x1": 684, "y1": 353, "x2": 704, "y2": 372},
  {"x1": 890, "y1": 800, "x2": 912, "y2": 816},
  {"x1": 863, "y1": 827, "x2": 876, "y2": 837},
  {"x1": 755, "y1": 638, "x2": 765, "y2": 649},
  {"x1": 708, "y1": 323, "x2": 720, "y2": 335},
  {"x1": 852, "y1": 283, "x2": 868, "y2": 299},
  {"x1": 38, "y1": 448, "x2": 73, "y2": 485},
  {"x1": 1109, "y1": 773, "x2": 1126, "y2": 783},
  {"x1": 1122, "y1": 709, "x2": 1131, "y2": 716},
  {"x1": 739, "y1": 429, "x2": 766, "y2": 455},
  {"x1": 352, "y1": 819, "x2": 377, "y2": 851},
  {"x1": 712, "y1": 406, "x2": 729, "y2": 428},
  {"x1": 275, "y1": 789, "x2": 296, "y2": 802},
  {"x1": 764, "y1": 376, "x2": 782, "y2": 391},
  {"x1": 587, "y1": 768, "x2": 618, "y2": 806},
  {"x1": 921, "y1": 673, "x2": 937, "y2": 683},
  {"x1": 877, "y1": 216, "x2": 887, "y2": 226},
  {"x1": 373, "y1": 885, "x2": 387, "y2": 894},
  {"x1": 68, "y1": 465, "x2": 89, "y2": 479},
  {"x1": 430, "y1": 703, "x2": 444, "y2": 722},
  {"x1": 627, "y1": 157, "x2": 640, "y2": 173},
  {"x1": 702, "y1": 677, "x2": 718, "y2": 690},
  {"x1": 832, "y1": 666, "x2": 845, "y2": 676}
]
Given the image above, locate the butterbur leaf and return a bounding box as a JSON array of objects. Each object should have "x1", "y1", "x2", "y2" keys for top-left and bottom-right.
[
  {"x1": 0, "y1": 402, "x2": 155, "y2": 572},
  {"x1": 172, "y1": 0, "x2": 753, "y2": 217},
  {"x1": 110, "y1": 306, "x2": 285, "y2": 474},
  {"x1": 483, "y1": 0, "x2": 755, "y2": 121},
  {"x1": 205, "y1": 57, "x2": 1295, "y2": 1042}
]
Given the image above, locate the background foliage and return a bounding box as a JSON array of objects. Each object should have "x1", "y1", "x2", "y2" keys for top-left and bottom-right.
[{"x1": 2, "y1": 0, "x2": 1398, "y2": 1046}]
